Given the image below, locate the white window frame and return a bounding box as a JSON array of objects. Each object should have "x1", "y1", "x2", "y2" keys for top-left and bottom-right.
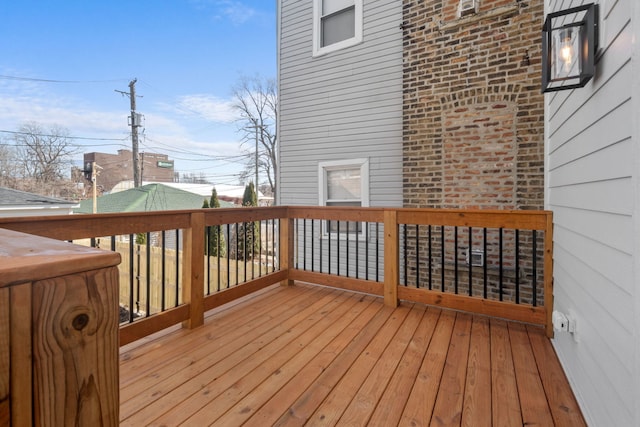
[
  {"x1": 318, "y1": 158, "x2": 369, "y2": 239},
  {"x1": 312, "y1": 0, "x2": 363, "y2": 57}
]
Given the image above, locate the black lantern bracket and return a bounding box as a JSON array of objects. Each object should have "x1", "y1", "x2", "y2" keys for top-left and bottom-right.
[{"x1": 542, "y1": 3, "x2": 599, "y2": 93}]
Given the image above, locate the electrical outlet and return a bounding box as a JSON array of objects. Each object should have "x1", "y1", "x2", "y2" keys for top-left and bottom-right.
[{"x1": 552, "y1": 310, "x2": 569, "y2": 332}]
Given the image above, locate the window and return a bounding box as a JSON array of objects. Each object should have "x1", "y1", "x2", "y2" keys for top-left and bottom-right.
[
  {"x1": 319, "y1": 158, "x2": 369, "y2": 236},
  {"x1": 313, "y1": 0, "x2": 363, "y2": 56}
]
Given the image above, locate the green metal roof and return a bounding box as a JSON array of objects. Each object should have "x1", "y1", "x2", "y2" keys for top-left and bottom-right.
[{"x1": 74, "y1": 183, "x2": 233, "y2": 214}]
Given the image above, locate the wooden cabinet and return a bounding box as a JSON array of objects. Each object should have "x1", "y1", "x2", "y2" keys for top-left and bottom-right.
[{"x1": 0, "y1": 228, "x2": 121, "y2": 426}]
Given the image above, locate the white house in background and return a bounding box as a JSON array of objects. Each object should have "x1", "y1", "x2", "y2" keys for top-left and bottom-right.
[
  {"x1": 545, "y1": 0, "x2": 640, "y2": 425},
  {"x1": 0, "y1": 187, "x2": 78, "y2": 217}
]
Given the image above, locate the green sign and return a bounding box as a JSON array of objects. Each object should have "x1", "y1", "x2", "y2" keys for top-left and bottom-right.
[{"x1": 157, "y1": 161, "x2": 174, "y2": 168}]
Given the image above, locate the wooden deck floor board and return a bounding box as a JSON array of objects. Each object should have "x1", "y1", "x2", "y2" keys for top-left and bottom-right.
[
  {"x1": 509, "y1": 322, "x2": 555, "y2": 426},
  {"x1": 461, "y1": 315, "x2": 491, "y2": 426},
  {"x1": 430, "y1": 312, "x2": 472, "y2": 427},
  {"x1": 182, "y1": 292, "x2": 371, "y2": 425},
  {"x1": 241, "y1": 296, "x2": 386, "y2": 427},
  {"x1": 119, "y1": 283, "x2": 586, "y2": 426},
  {"x1": 527, "y1": 325, "x2": 587, "y2": 426},
  {"x1": 338, "y1": 304, "x2": 427, "y2": 426},
  {"x1": 490, "y1": 318, "x2": 523, "y2": 426},
  {"x1": 157, "y1": 290, "x2": 359, "y2": 426},
  {"x1": 368, "y1": 306, "x2": 442, "y2": 426},
  {"x1": 120, "y1": 283, "x2": 319, "y2": 390},
  {"x1": 306, "y1": 303, "x2": 414, "y2": 426},
  {"x1": 272, "y1": 305, "x2": 397, "y2": 427},
  {"x1": 400, "y1": 310, "x2": 457, "y2": 426},
  {"x1": 121, "y1": 286, "x2": 340, "y2": 424}
]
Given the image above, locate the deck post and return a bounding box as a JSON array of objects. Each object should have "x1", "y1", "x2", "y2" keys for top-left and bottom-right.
[
  {"x1": 182, "y1": 211, "x2": 205, "y2": 329},
  {"x1": 544, "y1": 213, "x2": 554, "y2": 338},
  {"x1": 0, "y1": 228, "x2": 121, "y2": 426},
  {"x1": 383, "y1": 209, "x2": 399, "y2": 307},
  {"x1": 279, "y1": 213, "x2": 295, "y2": 286}
]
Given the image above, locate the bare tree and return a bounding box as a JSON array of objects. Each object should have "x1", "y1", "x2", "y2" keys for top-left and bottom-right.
[
  {"x1": 0, "y1": 123, "x2": 80, "y2": 198},
  {"x1": 232, "y1": 75, "x2": 278, "y2": 201},
  {"x1": 0, "y1": 141, "x2": 19, "y2": 189},
  {"x1": 14, "y1": 122, "x2": 76, "y2": 184}
]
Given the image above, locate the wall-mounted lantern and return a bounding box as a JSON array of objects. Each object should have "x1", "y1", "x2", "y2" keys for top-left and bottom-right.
[{"x1": 542, "y1": 3, "x2": 598, "y2": 93}]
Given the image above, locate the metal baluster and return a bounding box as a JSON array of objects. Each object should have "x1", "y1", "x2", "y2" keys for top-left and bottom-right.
[
  {"x1": 206, "y1": 226, "x2": 211, "y2": 295},
  {"x1": 129, "y1": 234, "x2": 134, "y2": 323},
  {"x1": 346, "y1": 221, "x2": 349, "y2": 278},
  {"x1": 454, "y1": 226, "x2": 458, "y2": 294},
  {"x1": 416, "y1": 224, "x2": 420, "y2": 288},
  {"x1": 499, "y1": 228, "x2": 504, "y2": 301},
  {"x1": 468, "y1": 227, "x2": 473, "y2": 296},
  {"x1": 441, "y1": 226, "x2": 445, "y2": 292},
  {"x1": 483, "y1": 228, "x2": 488, "y2": 299},
  {"x1": 175, "y1": 229, "x2": 180, "y2": 305},
  {"x1": 532, "y1": 230, "x2": 538, "y2": 307},
  {"x1": 515, "y1": 229, "x2": 520, "y2": 304},
  {"x1": 428, "y1": 225, "x2": 432, "y2": 290},
  {"x1": 146, "y1": 232, "x2": 151, "y2": 316},
  {"x1": 337, "y1": 221, "x2": 340, "y2": 276},
  {"x1": 403, "y1": 224, "x2": 408, "y2": 286},
  {"x1": 161, "y1": 231, "x2": 166, "y2": 311}
]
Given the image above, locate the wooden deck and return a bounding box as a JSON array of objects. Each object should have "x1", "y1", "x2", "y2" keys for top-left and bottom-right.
[{"x1": 119, "y1": 283, "x2": 585, "y2": 426}]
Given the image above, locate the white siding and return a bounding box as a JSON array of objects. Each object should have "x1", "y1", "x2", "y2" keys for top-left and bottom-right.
[
  {"x1": 545, "y1": 0, "x2": 640, "y2": 425},
  {"x1": 277, "y1": 0, "x2": 403, "y2": 207}
]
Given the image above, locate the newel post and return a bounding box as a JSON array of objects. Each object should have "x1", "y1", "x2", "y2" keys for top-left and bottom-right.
[
  {"x1": 182, "y1": 211, "x2": 205, "y2": 329},
  {"x1": 544, "y1": 212, "x2": 554, "y2": 338},
  {"x1": 383, "y1": 210, "x2": 399, "y2": 307}
]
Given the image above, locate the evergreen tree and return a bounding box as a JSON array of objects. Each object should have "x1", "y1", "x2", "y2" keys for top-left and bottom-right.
[
  {"x1": 207, "y1": 188, "x2": 226, "y2": 257},
  {"x1": 210, "y1": 187, "x2": 221, "y2": 208},
  {"x1": 242, "y1": 182, "x2": 258, "y2": 207},
  {"x1": 236, "y1": 182, "x2": 259, "y2": 260}
]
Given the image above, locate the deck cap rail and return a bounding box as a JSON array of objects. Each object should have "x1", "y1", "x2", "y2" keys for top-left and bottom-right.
[{"x1": 0, "y1": 228, "x2": 121, "y2": 288}]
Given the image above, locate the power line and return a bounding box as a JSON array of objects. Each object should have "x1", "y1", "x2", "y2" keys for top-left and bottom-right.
[
  {"x1": 0, "y1": 74, "x2": 128, "y2": 84},
  {"x1": 141, "y1": 137, "x2": 247, "y2": 162},
  {"x1": 0, "y1": 129, "x2": 129, "y2": 142}
]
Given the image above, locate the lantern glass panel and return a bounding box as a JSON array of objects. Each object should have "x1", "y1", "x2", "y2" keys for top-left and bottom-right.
[{"x1": 552, "y1": 27, "x2": 581, "y2": 81}]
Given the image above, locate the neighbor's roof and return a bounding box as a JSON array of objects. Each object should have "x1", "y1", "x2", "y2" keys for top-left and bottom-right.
[
  {"x1": 74, "y1": 183, "x2": 233, "y2": 214},
  {"x1": 0, "y1": 187, "x2": 78, "y2": 208},
  {"x1": 110, "y1": 180, "x2": 268, "y2": 200}
]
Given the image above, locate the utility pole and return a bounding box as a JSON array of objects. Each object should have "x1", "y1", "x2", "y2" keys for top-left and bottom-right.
[
  {"x1": 92, "y1": 161, "x2": 97, "y2": 214},
  {"x1": 84, "y1": 161, "x2": 101, "y2": 213},
  {"x1": 129, "y1": 79, "x2": 140, "y2": 187},
  {"x1": 116, "y1": 78, "x2": 142, "y2": 187},
  {"x1": 248, "y1": 123, "x2": 263, "y2": 192},
  {"x1": 254, "y1": 124, "x2": 259, "y2": 191}
]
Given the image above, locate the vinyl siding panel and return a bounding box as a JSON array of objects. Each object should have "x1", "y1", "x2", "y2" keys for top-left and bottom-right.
[
  {"x1": 545, "y1": 0, "x2": 638, "y2": 425},
  {"x1": 278, "y1": 0, "x2": 402, "y2": 207}
]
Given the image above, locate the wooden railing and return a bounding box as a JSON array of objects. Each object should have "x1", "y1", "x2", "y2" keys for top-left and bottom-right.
[
  {"x1": 0, "y1": 206, "x2": 554, "y2": 341},
  {"x1": 286, "y1": 206, "x2": 554, "y2": 337}
]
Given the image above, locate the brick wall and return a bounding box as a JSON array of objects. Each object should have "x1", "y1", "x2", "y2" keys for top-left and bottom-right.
[{"x1": 402, "y1": 0, "x2": 544, "y2": 210}]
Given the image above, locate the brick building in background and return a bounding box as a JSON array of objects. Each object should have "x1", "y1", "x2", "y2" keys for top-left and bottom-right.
[
  {"x1": 402, "y1": 0, "x2": 544, "y2": 210},
  {"x1": 84, "y1": 149, "x2": 175, "y2": 193}
]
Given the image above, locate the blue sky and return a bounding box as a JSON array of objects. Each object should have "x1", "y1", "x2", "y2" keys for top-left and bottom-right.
[{"x1": 0, "y1": 0, "x2": 276, "y2": 185}]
